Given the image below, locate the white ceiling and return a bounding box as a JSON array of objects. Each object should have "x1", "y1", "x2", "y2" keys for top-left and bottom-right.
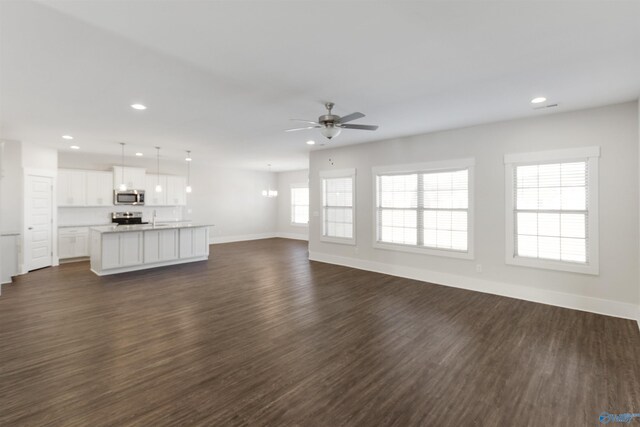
[{"x1": 1, "y1": 1, "x2": 639, "y2": 171}]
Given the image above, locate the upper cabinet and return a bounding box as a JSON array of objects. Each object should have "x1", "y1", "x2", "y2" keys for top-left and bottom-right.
[
  {"x1": 112, "y1": 166, "x2": 146, "y2": 190},
  {"x1": 145, "y1": 174, "x2": 186, "y2": 206},
  {"x1": 58, "y1": 169, "x2": 87, "y2": 206},
  {"x1": 58, "y1": 169, "x2": 113, "y2": 207},
  {"x1": 86, "y1": 171, "x2": 113, "y2": 206},
  {"x1": 58, "y1": 166, "x2": 186, "y2": 207},
  {"x1": 145, "y1": 174, "x2": 167, "y2": 206},
  {"x1": 166, "y1": 175, "x2": 187, "y2": 206}
]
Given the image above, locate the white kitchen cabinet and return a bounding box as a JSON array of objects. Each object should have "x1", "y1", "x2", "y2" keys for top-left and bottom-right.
[
  {"x1": 166, "y1": 175, "x2": 187, "y2": 206},
  {"x1": 57, "y1": 169, "x2": 113, "y2": 207},
  {"x1": 144, "y1": 229, "x2": 179, "y2": 263},
  {"x1": 86, "y1": 171, "x2": 113, "y2": 206},
  {"x1": 143, "y1": 174, "x2": 186, "y2": 206},
  {"x1": 100, "y1": 231, "x2": 143, "y2": 269},
  {"x1": 113, "y1": 166, "x2": 146, "y2": 190},
  {"x1": 101, "y1": 234, "x2": 121, "y2": 270},
  {"x1": 144, "y1": 174, "x2": 167, "y2": 206},
  {"x1": 120, "y1": 232, "x2": 144, "y2": 266},
  {"x1": 58, "y1": 227, "x2": 89, "y2": 259},
  {"x1": 58, "y1": 169, "x2": 87, "y2": 206},
  {"x1": 90, "y1": 225, "x2": 209, "y2": 275},
  {"x1": 179, "y1": 227, "x2": 208, "y2": 259}
]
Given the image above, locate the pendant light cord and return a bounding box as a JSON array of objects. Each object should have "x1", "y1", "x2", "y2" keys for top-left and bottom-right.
[
  {"x1": 187, "y1": 151, "x2": 191, "y2": 186},
  {"x1": 120, "y1": 142, "x2": 125, "y2": 187},
  {"x1": 156, "y1": 146, "x2": 160, "y2": 184}
]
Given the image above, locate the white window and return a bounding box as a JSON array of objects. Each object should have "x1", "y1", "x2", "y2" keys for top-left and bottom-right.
[
  {"x1": 320, "y1": 169, "x2": 356, "y2": 244},
  {"x1": 373, "y1": 159, "x2": 474, "y2": 259},
  {"x1": 504, "y1": 147, "x2": 600, "y2": 275},
  {"x1": 290, "y1": 184, "x2": 309, "y2": 225}
]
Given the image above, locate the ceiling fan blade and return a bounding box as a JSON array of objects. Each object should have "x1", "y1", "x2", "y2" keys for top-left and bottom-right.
[
  {"x1": 339, "y1": 124, "x2": 379, "y2": 131},
  {"x1": 285, "y1": 126, "x2": 320, "y2": 132},
  {"x1": 338, "y1": 112, "x2": 365, "y2": 124},
  {"x1": 290, "y1": 119, "x2": 320, "y2": 125}
]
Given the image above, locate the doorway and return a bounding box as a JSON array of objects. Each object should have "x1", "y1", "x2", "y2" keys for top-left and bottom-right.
[{"x1": 25, "y1": 174, "x2": 53, "y2": 271}]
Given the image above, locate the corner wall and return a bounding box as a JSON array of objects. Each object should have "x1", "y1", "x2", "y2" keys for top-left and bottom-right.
[{"x1": 309, "y1": 102, "x2": 639, "y2": 320}]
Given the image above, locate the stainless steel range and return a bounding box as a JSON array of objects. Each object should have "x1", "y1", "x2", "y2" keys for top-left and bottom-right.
[{"x1": 111, "y1": 212, "x2": 148, "y2": 225}]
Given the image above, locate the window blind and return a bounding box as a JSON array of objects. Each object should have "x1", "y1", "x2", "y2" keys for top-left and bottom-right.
[
  {"x1": 291, "y1": 187, "x2": 309, "y2": 224},
  {"x1": 514, "y1": 161, "x2": 588, "y2": 263},
  {"x1": 376, "y1": 168, "x2": 469, "y2": 251},
  {"x1": 322, "y1": 176, "x2": 353, "y2": 239}
]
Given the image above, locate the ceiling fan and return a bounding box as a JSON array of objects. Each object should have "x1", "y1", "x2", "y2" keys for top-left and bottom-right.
[{"x1": 286, "y1": 102, "x2": 379, "y2": 140}]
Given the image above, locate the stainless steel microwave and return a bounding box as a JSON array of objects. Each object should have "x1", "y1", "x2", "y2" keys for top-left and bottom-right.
[{"x1": 113, "y1": 190, "x2": 145, "y2": 205}]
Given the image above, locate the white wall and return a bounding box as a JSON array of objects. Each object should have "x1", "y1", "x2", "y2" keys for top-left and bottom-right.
[
  {"x1": 0, "y1": 140, "x2": 23, "y2": 286},
  {"x1": 276, "y1": 169, "x2": 309, "y2": 240},
  {"x1": 58, "y1": 151, "x2": 278, "y2": 243},
  {"x1": 22, "y1": 142, "x2": 57, "y2": 170},
  {"x1": 0, "y1": 140, "x2": 22, "y2": 233},
  {"x1": 309, "y1": 102, "x2": 639, "y2": 320},
  {"x1": 188, "y1": 163, "x2": 278, "y2": 242}
]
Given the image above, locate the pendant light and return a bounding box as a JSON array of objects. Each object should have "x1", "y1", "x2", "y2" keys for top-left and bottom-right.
[
  {"x1": 155, "y1": 146, "x2": 162, "y2": 193},
  {"x1": 118, "y1": 142, "x2": 127, "y2": 191},
  {"x1": 261, "y1": 164, "x2": 278, "y2": 198},
  {"x1": 185, "y1": 150, "x2": 192, "y2": 193}
]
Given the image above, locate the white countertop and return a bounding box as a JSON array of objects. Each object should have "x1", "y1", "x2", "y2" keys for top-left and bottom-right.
[
  {"x1": 90, "y1": 223, "x2": 214, "y2": 233},
  {"x1": 59, "y1": 224, "x2": 110, "y2": 228}
]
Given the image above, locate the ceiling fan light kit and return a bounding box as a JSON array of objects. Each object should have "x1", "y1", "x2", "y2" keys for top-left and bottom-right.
[{"x1": 286, "y1": 102, "x2": 378, "y2": 140}]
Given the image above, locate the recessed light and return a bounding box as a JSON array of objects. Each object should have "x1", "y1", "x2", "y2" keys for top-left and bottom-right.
[
  {"x1": 135, "y1": 152, "x2": 143, "y2": 156},
  {"x1": 531, "y1": 97, "x2": 547, "y2": 104},
  {"x1": 70, "y1": 145, "x2": 80, "y2": 150},
  {"x1": 62, "y1": 135, "x2": 73, "y2": 140},
  {"x1": 185, "y1": 157, "x2": 192, "y2": 162},
  {"x1": 306, "y1": 140, "x2": 316, "y2": 145},
  {"x1": 131, "y1": 103, "x2": 147, "y2": 110}
]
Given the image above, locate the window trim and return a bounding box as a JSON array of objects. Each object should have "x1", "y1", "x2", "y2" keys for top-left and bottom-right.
[
  {"x1": 290, "y1": 183, "x2": 309, "y2": 227},
  {"x1": 504, "y1": 146, "x2": 600, "y2": 275},
  {"x1": 372, "y1": 158, "x2": 475, "y2": 259},
  {"x1": 320, "y1": 168, "x2": 356, "y2": 245}
]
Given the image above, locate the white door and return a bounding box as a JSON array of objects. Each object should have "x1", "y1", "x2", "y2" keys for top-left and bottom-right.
[{"x1": 26, "y1": 175, "x2": 53, "y2": 271}]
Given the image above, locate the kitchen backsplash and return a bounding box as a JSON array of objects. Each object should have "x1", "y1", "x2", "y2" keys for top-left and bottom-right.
[{"x1": 58, "y1": 206, "x2": 186, "y2": 227}]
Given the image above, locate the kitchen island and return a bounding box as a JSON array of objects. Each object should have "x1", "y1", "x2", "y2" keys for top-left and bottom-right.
[{"x1": 90, "y1": 223, "x2": 212, "y2": 276}]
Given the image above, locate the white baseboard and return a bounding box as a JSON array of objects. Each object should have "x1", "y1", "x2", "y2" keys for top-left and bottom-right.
[
  {"x1": 211, "y1": 232, "x2": 308, "y2": 244},
  {"x1": 275, "y1": 232, "x2": 308, "y2": 241},
  {"x1": 210, "y1": 232, "x2": 277, "y2": 244},
  {"x1": 309, "y1": 251, "x2": 640, "y2": 322}
]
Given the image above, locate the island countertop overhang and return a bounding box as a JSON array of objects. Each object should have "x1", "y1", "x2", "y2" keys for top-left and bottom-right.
[{"x1": 90, "y1": 223, "x2": 214, "y2": 234}]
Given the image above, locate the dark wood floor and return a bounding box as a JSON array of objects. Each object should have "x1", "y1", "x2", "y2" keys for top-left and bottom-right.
[{"x1": 1, "y1": 238, "x2": 639, "y2": 426}]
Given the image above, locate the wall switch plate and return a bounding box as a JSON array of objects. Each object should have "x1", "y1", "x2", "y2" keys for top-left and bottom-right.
[{"x1": 476, "y1": 264, "x2": 482, "y2": 273}]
